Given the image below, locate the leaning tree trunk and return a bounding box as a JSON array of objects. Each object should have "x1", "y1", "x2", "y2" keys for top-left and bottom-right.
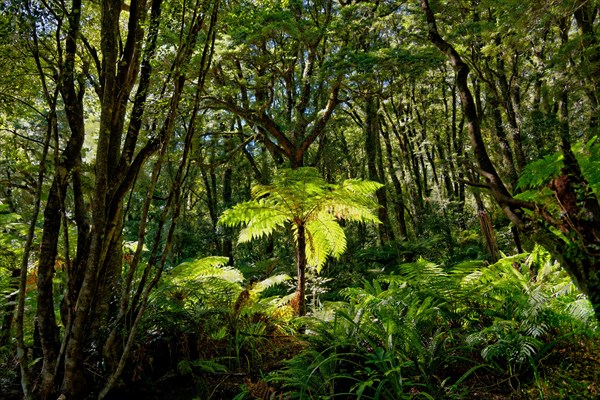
[{"x1": 419, "y1": 0, "x2": 600, "y2": 321}]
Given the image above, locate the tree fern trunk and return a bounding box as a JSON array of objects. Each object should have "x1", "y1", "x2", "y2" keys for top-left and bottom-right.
[{"x1": 295, "y1": 223, "x2": 307, "y2": 316}]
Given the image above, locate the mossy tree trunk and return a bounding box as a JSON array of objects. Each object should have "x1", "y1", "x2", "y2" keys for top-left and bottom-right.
[{"x1": 419, "y1": 0, "x2": 600, "y2": 322}]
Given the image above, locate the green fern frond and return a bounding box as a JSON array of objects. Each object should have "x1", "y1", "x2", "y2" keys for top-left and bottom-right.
[
  {"x1": 188, "y1": 358, "x2": 229, "y2": 374},
  {"x1": 238, "y1": 213, "x2": 289, "y2": 243},
  {"x1": 169, "y1": 256, "x2": 241, "y2": 284},
  {"x1": 323, "y1": 200, "x2": 381, "y2": 224},
  {"x1": 219, "y1": 197, "x2": 292, "y2": 243},
  {"x1": 252, "y1": 273, "x2": 291, "y2": 293},
  {"x1": 574, "y1": 135, "x2": 600, "y2": 196},
  {"x1": 516, "y1": 152, "x2": 563, "y2": 190},
  {"x1": 397, "y1": 259, "x2": 447, "y2": 282},
  {"x1": 305, "y1": 215, "x2": 347, "y2": 271},
  {"x1": 564, "y1": 297, "x2": 595, "y2": 322},
  {"x1": 339, "y1": 178, "x2": 384, "y2": 195},
  {"x1": 461, "y1": 255, "x2": 528, "y2": 290}
]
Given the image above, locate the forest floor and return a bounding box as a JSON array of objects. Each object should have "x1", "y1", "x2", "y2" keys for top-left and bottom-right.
[
  {"x1": 454, "y1": 335, "x2": 600, "y2": 400},
  {"x1": 0, "y1": 333, "x2": 598, "y2": 399},
  {"x1": 108, "y1": 332, "x2": 600, "y2": 400}
]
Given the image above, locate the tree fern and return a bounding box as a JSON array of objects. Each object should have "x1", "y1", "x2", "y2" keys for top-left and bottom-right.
[
  {"x1": 144, "y1": 257, "x2": 296, "y2": 381},
  {"x1": 252, "y1": 273, "x2": 291, "y2": 293},
  {"x1": 219, "y1": 167, "x2": 382, "y2": 315},
  {"x1": 272, "y1": 248, "x2": 599, "y2": 398}
]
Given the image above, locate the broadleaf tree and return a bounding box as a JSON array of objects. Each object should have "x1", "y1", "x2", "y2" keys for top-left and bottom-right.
[
  {"x1": 418, "y1": 0, "x2": 600, "y2": 321},
  {"x1": 3, "y1": 0, "x2": 221, "y2": 398}
]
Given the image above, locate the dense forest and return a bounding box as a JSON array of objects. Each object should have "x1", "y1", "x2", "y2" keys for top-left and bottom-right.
[{"x1": 1, "y1": 0, "x2": 599, "y2": 398}]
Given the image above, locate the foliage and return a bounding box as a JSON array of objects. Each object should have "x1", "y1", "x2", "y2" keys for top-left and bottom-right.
[
  {"x1": 267, "y1": 248, "x2": 598, "y2": 399},
  {"x1": 2, "y1": 0, "x2": 600, "y2": 397},
  {"x1": 515, "y1": 153, "x2": 564, "y2": 191},
  {"x1": 135, "y1": 256, "x2": 297, "y2": 396},
  {"x1": 516, "y1": 137, "x2": 600, "y2": 196},
  {"x1": 220, "y1": 167, "x2": 382, "y2": 271}
]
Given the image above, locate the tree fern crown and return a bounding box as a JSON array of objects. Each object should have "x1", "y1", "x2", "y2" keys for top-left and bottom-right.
[{"x1": 219, "y1": 167, "x2": 382, "y2": 271}]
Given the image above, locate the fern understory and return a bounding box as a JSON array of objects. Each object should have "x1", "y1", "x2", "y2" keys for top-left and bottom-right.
[
  {"x1": 3, "y1": 245, "x2": 597, "y2": 399},
  {"x1": 81, "y1": 244, "x2": 598, "y2": 400},
  {"x1": 260, "y1": 248, "x2": 599, "y2": 400}
]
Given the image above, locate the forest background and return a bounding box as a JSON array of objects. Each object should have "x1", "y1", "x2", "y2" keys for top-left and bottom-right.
[{"x1": 1, "y1": 0, "x2": 600, "y2": 399}]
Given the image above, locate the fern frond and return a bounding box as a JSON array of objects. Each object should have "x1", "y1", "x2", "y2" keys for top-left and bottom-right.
[
  {"x1": 323, "y1": 200, "x2": 381, "y2": 224},
  {"x1": 461, "y1": 255, "x2": 528, "y2": 290},
  {"x1": 238, "y1": 213, "x2": 289, "y2": 243},
  {"x1": 305, "y1": 215, "x2": 347, "y2": 271},
  {"x1": 339, "y1": 178, "x2": 384, "y2": 195},
  {"x1": 516, "y1": 152, "x2": 563, "y2": 190},
  {"x1": 169, "y1": 256, "x2": 242, "y2": 284},
  {"x1": 189, "y1": 358, "x2": 229, "y2": 374},
  {"x1": 564, "y1": 297, "x2": 595, "y2": 322},
  {"x1": 252, "y1": 274, "x2": 291, "y2": 293},
  {"x1": 219, "y1": 198, "x2": 291, "y2": 243}
]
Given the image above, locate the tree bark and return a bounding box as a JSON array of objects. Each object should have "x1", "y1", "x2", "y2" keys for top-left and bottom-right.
[
  {"x1": 293, "y1": 223, "x2": 307, "y2": 316},
  {"x1": 223, "y1": 135, "x2": 234, "y2": 264},
  {"x1": 419, "y1": 0, "x2": 600, "y2": 321},
  {"x1": 380, "y1": 121, "x2": 409, "y2": 239},
  {"x1": 365, "y1": 94, "x2": 393, "y2": 243},
  {"x1": 489, "y1": 94, "x2": 518, "y2": 189}
]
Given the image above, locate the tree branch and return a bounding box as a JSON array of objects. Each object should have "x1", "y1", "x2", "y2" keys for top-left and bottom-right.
[{"x1": 297, "y1": 80, "x2": 341, "y2": 160}]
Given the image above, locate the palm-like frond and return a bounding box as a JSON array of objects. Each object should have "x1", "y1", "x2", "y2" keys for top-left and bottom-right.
[
  {"x1": 316, "y1": 180, "x2": 382, "y2": 224},
  {"x1": 304, "y1": 214, "x2": 347, "y2": 271},
  {"x1": 252, "y1": 273, "x2": 291, "y2": 293},
  {"x1": 169, "y1": 256, "x2": 242, "y2": 284},
  {"x1": 219, "y1": 199, "x2": 291, "y2": 243},
  {"x1": 219, "y1": 167, "x2": 382, "y2": 273}
]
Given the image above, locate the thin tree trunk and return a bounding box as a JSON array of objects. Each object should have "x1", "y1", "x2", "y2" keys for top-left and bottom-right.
[
  {"x1": 98, "y1": 62, "x2": 205, "y2": 397},
  {"x1": 15, "y1": 105, "x2": 53, "y2": 400},
  {"x1": 365, "y1": 95, "x2": 393, "y2": 243},
  {"x1": 489, "y1": 94, "x2": 518, "y2": 189},
  {"x1": 293, "y1": 223, "x2": 307, "y2": 316},
  {"x1": 223, "y1": 135, "x2": 234, "y2": 264},
  {"x1": 495, "y1": 56, "x2": 527, "y2": 173},
  {"x1": 0, "y1": 268, "x2": 19, "y2": 346},
  {"x1": 574, "y1": 0, "x2": 600, "y2": 134},
  {"x1": 420, "y1": 0, "x2": 600, "y2": 321},
  {"x1": 380, "y1": 121, "x2": 409, "y2": 239}
]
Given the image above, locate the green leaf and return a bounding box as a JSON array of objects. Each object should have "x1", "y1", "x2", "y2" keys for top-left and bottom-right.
[
  {"x1": 219, "y1": 168, "x2": 381, "y2": 270},
  {"x1": 169, "y1": 256, "x2": 241, "y2": 284},
  {"x1": 516, "y1": 152, "x2": 563, "y2": 190},
  {"x1": 305, "y1": 215, "x2": 347, "y2": 271}
]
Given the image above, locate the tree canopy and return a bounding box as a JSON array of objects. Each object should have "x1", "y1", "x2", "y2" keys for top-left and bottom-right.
[{"x1": 1, "y1": 0, "x2": 599, "y2": 398}]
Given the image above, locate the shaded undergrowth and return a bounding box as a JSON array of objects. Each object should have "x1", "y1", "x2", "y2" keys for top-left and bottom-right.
[
  {"x1": 3, "y1": 247, "x2": 596, "y2": 399},
  {"x1": 258, "y1": 246, "x2": 599, "y2": 399},
  {"x1": 119, "y1": 247, "x2": 599, "y2": 399}
]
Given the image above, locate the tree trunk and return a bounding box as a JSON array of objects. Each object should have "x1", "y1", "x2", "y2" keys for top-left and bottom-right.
[
  {"x1": 495, "y1": 55, "x2": 527, "y2": 173},
  {"x1": 223, "y1": 145, "x2": 234, "y2": 264},
  {"x1": 0, "y1": 268, "x2": 19, "y2": 346},
  {"x1": 419, "y1": 0, "x2": 600, "y2": 321},
  {"x1": 293, "y1": 222, "x2": 307, "y2": 316},
  {"x1": 489, "y1": 94, "x2": 518, "y2": 189},
  {"x1": 380, "y1": 122, "x2": 409, "y2": 239},
  {"x1": 574, "y1": 0, "x2": 600, "y2": 134},
  {"x1": 365, "y1": 95, "x2": 393, "y2": 243}
]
